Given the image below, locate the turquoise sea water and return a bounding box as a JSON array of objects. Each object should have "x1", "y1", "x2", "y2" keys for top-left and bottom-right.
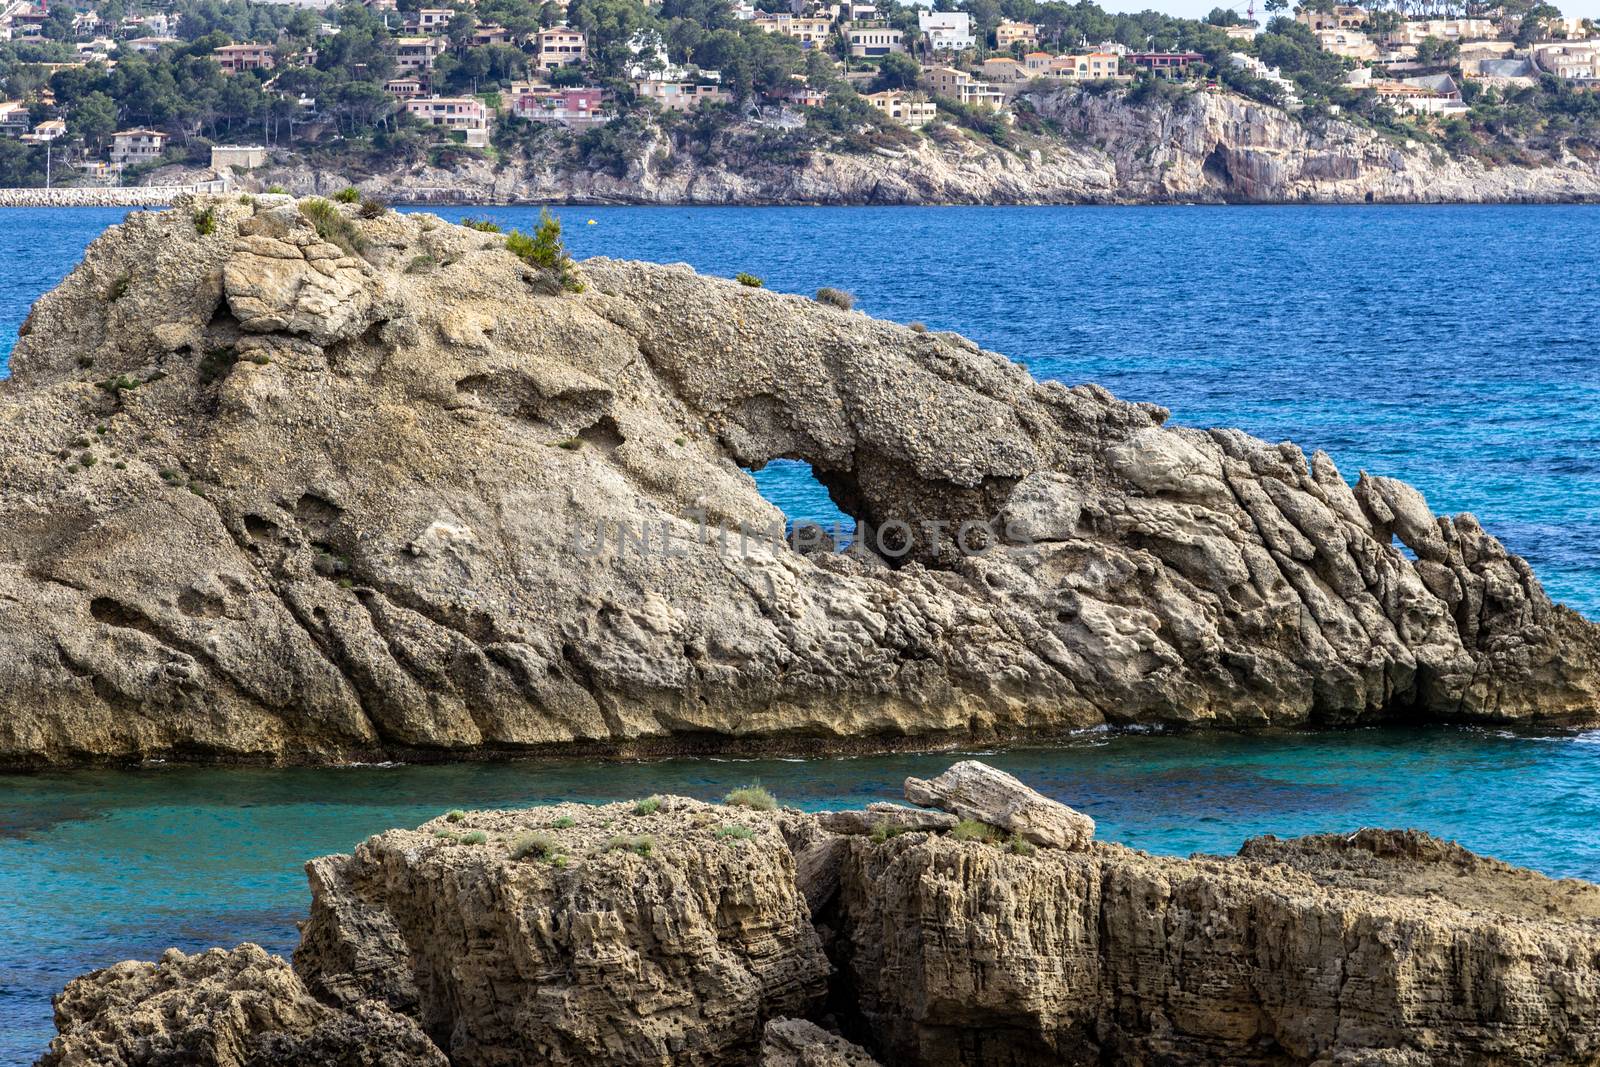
[{"x1": 1, "y1": 204, "x2": 1598, "y2": 1063}]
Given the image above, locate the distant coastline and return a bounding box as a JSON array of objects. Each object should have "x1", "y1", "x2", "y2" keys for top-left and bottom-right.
[{"x1": 10, "y1": 86, "x2": 1600, "y2": 210}]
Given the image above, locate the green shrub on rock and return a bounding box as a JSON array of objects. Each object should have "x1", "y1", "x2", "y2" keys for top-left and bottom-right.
[
  {"x1": 509, "y1": 832, "x2": 557, "y2": 860},
  {"x1": 504, "y1": 209, "x2": 581, "y2": 292},
  {"x1": 299, "y1": 198, "x2": 364, "y2": 256},
  {"x1": 951, "y1": 819, "x2": 1001, "y2": 843},
  {"x1": 815, "y1": 287, "x2": 854, "y2": 310},
  {"x1": 723, "y1": 785, "x2": 776, "y2": 812},
  {"x1": 736, "y1": 272, "x2": 763, "y2": 288},
  {"x1": 607, "y1": 834, "x2": 654, "y2": 857},
  {"x1": 333, "y1": 186, "x2": 360, "y2": 203}
]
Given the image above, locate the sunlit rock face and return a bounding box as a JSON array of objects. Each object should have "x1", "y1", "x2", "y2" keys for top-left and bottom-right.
[{"x1": 1, "y1": 196, "x2": 1595, "y2": 767}]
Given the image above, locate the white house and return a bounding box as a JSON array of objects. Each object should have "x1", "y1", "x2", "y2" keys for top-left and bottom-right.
[{"x1": 919, "y1": 11, "x2": 974, "y2": 52}]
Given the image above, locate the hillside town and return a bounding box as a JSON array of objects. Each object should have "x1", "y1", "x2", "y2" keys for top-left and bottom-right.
[{"x1": 0, "y1": 0, "x2": 1596, "y2": 188}]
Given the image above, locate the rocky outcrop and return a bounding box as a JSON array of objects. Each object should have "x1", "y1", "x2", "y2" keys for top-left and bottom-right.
[
  {"x1": 263, "y1": 90, "x2": 1600, "y2": 206},
  {"x1": 829, "y1": 824, "x2": 1600, "y2": 1066},
  {"x1": 903, "y1": 760, "x2": 1095, "y2": 849},
  {"x1": 759, "y1": 1020, "x2": 881, "y2": 1067},
  {"x1": 294, "y1": 798, "x2": 829, "y2": 1065},
  {"x1": 1, "y1": 195, "x2": 1596, "y2": 767},
  {"x1": 38, "y1": 943, "x2": 445, "y2": 1067},
  {"x1": 41, "y1": 770, "x2": 1600, "y2": 1066}
]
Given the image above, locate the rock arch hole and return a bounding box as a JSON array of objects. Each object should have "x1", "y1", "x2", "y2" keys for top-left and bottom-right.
[{"x1": 747, "y1": 459, "x2": 857, "y2": 548}]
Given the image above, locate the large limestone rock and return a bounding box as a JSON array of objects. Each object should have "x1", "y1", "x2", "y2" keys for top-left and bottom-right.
[
  {"x1": 39, "y1": 943, "x2": 445, "y2": 1067},
  {"x1": 294, "y1": 798, "x2": 830, "y2": 1065},
  {"x1": 41, "y1": 786, "x2": 1600, "y2": 1067},
  {"x1": 1, "y1": 196, "x2": 1596, "y2": 767},
  {"x1": 828, "y1": 826, "x2": 1600, "y2": 1066}
]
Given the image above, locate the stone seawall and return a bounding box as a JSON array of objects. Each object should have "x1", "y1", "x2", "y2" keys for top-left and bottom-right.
[{"x1": 0, "y1": 186, "x2": 193, "y2": 208}]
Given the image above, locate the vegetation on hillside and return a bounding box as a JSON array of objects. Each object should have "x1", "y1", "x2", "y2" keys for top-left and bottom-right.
[{"x1": 0, "y1": 0, "x2": 1596, "y2": 186}]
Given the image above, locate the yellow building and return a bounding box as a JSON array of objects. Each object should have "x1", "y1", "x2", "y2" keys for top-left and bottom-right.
[
  {"x1": 995, "y1": 20, "x2": 1039, "y2": 49},
  {"x1": 751, "y1": 13, "x2": 834, "y2": 49},
  {"x1": 1298, "y1": 5, "x2": 1367, "y2": 31},
  {"x1": 1052, "y1": 51, "x2": 1121, "y2": 79},
  {"x1": 864, "y1": 89, "x2": 937, "y2": 128},
  {"x1": 980, "y1": 57, "x2": 1029, "y2": 82}
]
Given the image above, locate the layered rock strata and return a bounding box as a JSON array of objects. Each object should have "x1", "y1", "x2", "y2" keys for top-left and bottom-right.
[
  {"x1": 1, "y1": 196, "x2": 1596, "y2": 767},
  {"x1": 42, "y1": 769, "x2": 1600, "y2": 1066}
]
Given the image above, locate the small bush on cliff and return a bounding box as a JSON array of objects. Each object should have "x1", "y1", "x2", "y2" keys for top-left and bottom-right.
[
  {"x1": 815, "y1": 287, "x2": 854, "y2": 311},
  {"x1": 736, "y1": 273, "x2": 763, "y2": 288},
  {"x1": 463, "y1": 217, "x2": 503, "y2": 233},
  {"x1": 358, "y1": 197, "x2": 388, "y2": 219},
  {"x1": 266, "y1": 185, "x2": 288, "y2": 194},
  {"x1": 607, "y1": 834, "x2": 654, "y2": 857},
  {"x1": 333, "y1": 186, "x2": 361, "y2": 203},
  {"x1": 1007, "y1": 835, "x2": 1037, "y2": 856},
  {"x1": 551, "y1": 815, "x2": 575, "y2": 829},
  {"x1": 951, "y1": 819, "x2": 1002, "y2": 843},
  {"x1": 723, "y1": 785, "x2": 776, "y2": 812},
  {"x1": 716, "y1": 824, "x2": 755, "y2": 843},
  {"x1": 299, "y1": 197, "x2": 365, "y2": 256},
  {"x1": 510, "y1": 831, "x2": 557, "y2": 860},
  {"x1": 633, "y1": 796, "x2": 661, "y2": 816},
  {"x1": 445, "y1": 809, "x2": 465, "y2": 823},
  {"x1": 504, "y1": 210, "x2": 581, "y2": 293},
  {"x1": 193, "y1": 206, "x2": 216, "y2": 236},
  {"x1": 460, "y1": 831, "x2": 488, "y2": 845},
  {"x1": 870, "y1": 821, "x2": 906, "y2": 844}
]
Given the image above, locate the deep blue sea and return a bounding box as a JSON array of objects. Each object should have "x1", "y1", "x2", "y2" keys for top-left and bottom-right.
[{"x1": 1, "y1": 204, "x2": 1597, "y2": 1063}]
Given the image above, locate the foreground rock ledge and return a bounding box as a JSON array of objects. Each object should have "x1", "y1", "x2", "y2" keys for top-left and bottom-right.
[
  {"x1": 2, "y1": 196, "x2": 1597, "y2": 767},
  {"x1": 42, "y1": 770, "x2": 1600, "y2": 1066}
]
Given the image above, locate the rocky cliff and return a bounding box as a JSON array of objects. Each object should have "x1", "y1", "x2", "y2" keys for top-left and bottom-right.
[
  {"x1": 39, "y1": 766, "x2": 1600, "y2": 1066},
  {"x1": 265, "y1": 89, "x2": 1600, "y2": 206},
  {"x1": 0, "y1": 196, "x2": 1595, "y2": 767}
]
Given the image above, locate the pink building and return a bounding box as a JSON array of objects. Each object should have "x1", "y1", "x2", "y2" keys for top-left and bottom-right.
[
  {"x1": 512, "y1": 87, "x2": 608, "y2": 128},
  {"x1": 404, "y1": 96, "x2": 489, "y2": 146}
]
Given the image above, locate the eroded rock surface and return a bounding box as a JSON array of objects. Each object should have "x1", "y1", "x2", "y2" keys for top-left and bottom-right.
[
  {"x1": 903, "y1": 760, "x2": 1095, "y2": 849},
  {"x1": 759, "y1": 1019, "x2": 882, "y2": 1067},
  {"x1": 1, "y1": 196, "x2": 1595, "y2": 766},
  {"x1": 294, "y1": 798, "x2": 830, "y2": 1065},
  {"x1": 39, "y1": 944, "x2": 445, "y2": 1067},
  {"x1": 831, "y1": 828, "x2": 1600, "y2": 1066},
  {"x1": 41, "y1": 780, "x2": 1600, "y2": 1067}
]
